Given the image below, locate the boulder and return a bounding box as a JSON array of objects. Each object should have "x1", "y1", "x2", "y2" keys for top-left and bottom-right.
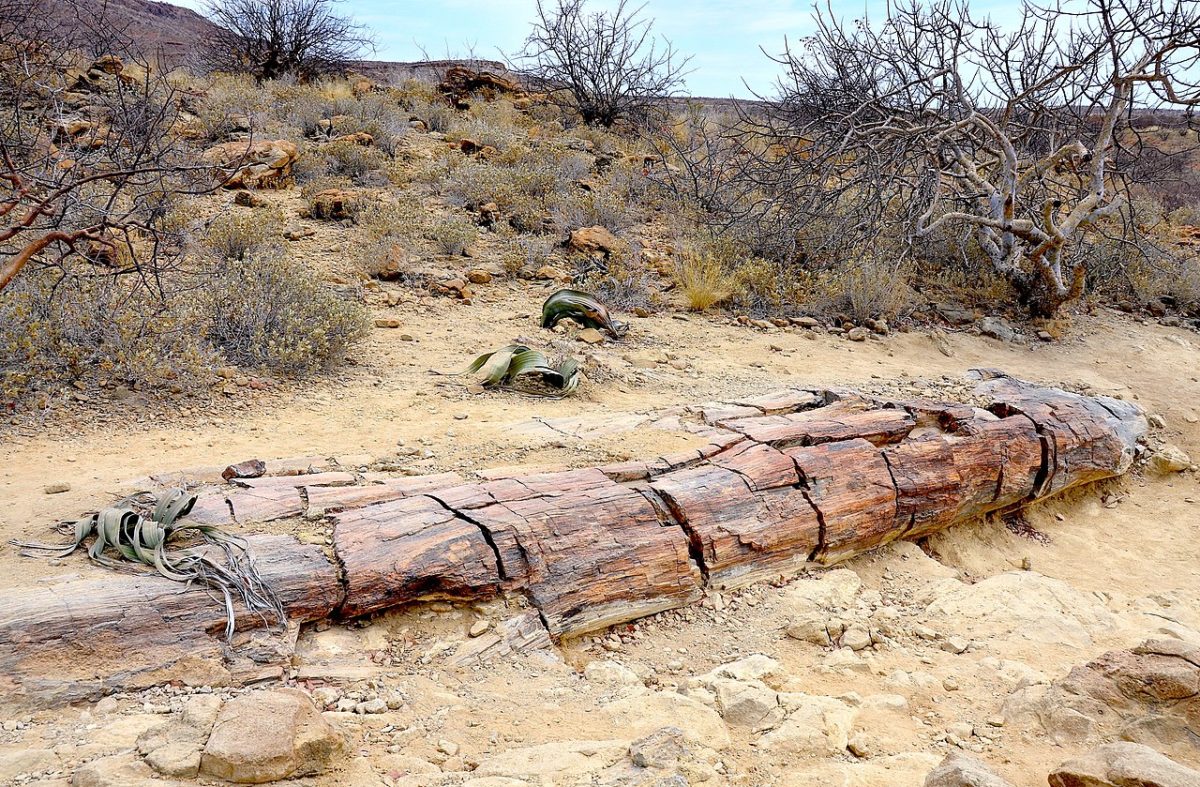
[
  {"x1": 200, "y1": 689, "x2": 345, "y2": 783},
  {"x1": 757, "y1": 694, "x2": 857, "y2": 756},
  {"x1": 978, "y1": 316, "x2": 1018, "y2": 342},
  {"x1": 308, "y1": 188, "x2": 357, "y2": 221},
  {"x1": 924, "y1": 751, "x2": 1015, "y2": 786},
  {"x1": 137, "y1": 694, "x2": 223, "y2": 778},
  {"x1": 202, "y1": 140, "x2": 299, "y2": 189},
  {"x1": 1149, "y1": 444, "x2": 1192, "y2": 474},
  {"x1": 1048, "y1": 742, "x2": 1200, "y2": 787},
  {"x1": 568, "y1": 226, "x2": 625, "y2": 257}
]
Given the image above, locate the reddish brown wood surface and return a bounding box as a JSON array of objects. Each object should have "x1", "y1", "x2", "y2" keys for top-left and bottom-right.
[
  {"x1": 788, "y1": 438, "x2": 900, "y2": 564},
  {"x1": 333, "y1": 495, "x2": 501, "y2": 618}
]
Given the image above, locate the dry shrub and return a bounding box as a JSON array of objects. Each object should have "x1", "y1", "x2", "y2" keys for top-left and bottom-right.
[
  {"x1": 198, "y1": 208, "x2": 284, "y2": 260},
  {"x1": 730, "y1": 257, "x2": 810, "y2": 316},
  {"x1": 427, "y1": 215, "x2": 478, "y2": 256},
  {"x1": 0, "y1": 271, "x2": 214, "y2": 405},
  {"x1": 813, "y1": 256, "x2": 916, "y2": 322},
  {"x1": 675, "y1": 250, "x2": 732, "y2": 311},
  {"x1": 191, "y1": 73, "x2": 267, "y2": 140},
  {"x1": 584, "y1": 248, "x2": 657, "y2": 310},
  {"x1": 1127, "y1": 250, "x2": 1200, "y2": 310},
  {"x1": 205, "y1": 252, "x2": 369, "y2": 374}
]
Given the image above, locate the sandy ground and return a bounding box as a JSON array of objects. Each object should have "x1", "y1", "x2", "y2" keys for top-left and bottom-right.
[{"x1": 1, "y1": 274, "x2": 1199, "y2": 786}]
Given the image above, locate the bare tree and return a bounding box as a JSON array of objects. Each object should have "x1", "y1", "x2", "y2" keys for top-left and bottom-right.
[
  {"x1": 0, "y1": 0, "x2": 214, "y2": 295},
  {"x1": 199, "y1": 0, "x2": 372, "y2": 82},
  {"x1": 517, "y1": 0, "x2": 691, "y2": 128},
  {"x1": 754, "y1": 0, "x2": 1200, "y2": 315}
]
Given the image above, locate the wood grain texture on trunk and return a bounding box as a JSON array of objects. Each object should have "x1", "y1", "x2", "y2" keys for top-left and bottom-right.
[{"x1": 0, "y1": 535, "x2": 339, "y2": 707}]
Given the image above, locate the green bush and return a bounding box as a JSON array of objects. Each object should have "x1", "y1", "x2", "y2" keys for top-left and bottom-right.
[{"x1": 205, "y1": 252, "x2": 370, "y2": 374}]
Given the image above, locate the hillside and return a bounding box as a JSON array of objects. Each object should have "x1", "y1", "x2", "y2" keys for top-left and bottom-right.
[{"x1": 46, "y1": 0, "x2": 218, "y2": 66}]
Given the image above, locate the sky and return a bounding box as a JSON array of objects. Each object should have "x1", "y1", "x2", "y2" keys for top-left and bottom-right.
[{"x1": 172, "y1": 0, "x2": 1022, "y2": 98}]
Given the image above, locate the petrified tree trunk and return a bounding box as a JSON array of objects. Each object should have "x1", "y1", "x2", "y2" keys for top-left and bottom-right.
[
  {"x1": 0, "y1": 536, "x2": 340, "y2": 706},
  {"x1": 0, "y1": 371, "x2": 1148, "y2": 705}
]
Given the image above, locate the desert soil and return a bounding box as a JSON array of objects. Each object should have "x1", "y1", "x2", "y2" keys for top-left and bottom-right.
[{"x1": 1, "y1": 272, "x2": 1199, "y2": 785}]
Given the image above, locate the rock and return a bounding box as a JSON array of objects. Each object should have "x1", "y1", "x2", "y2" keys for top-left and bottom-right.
[
  {"x1": 936, "y1": 303, "x2": 977, "y2": 326},
  {"x1": 72, "y1": 755, "x2": 162, "y2": 787},
  {"x1": 924, "y1": 751, "x2": 1015, "y2": 786},
  {"x1": 474, "y1": 740, "x2": 626, "y2": 782},
  {"x1": 137, "y1": 694, "x2": 223, "y2": 778},
  {"x1": 221, "y1": 459, "x2": 265, "y2": 481},
  {"x1": 334, "y1": 131, "x2": 374, "y2": 147},
  {"x1": 757, "y1": 694, "x2": 857, "y2": 756},
  {"x1": 703, "y1": 654, "x2": 781, "y2": 684},
  {"x1": 466, "y1": 269, "x2": 493, "y2": 284},
  {"x1": 43, "y1": 482, "x2": 71, "y2": 494},
  {"x1": 308, "y1": 188, "x2": 356, "y2": 220},
  {"x1": 786, "y1": 570, "x2": 862, "y2": 618},
  {"x1": 469, "y1": 619, "x2": 491, "y2": 637},
  {"x1": 924, "y1": 571, "x2": 1116, "y2": 649},
  {"x1": 375, "y1": 318, "x2": 401, "y2": 329},
  {"x1": 585, "y1": 660, "x2": 641, "y2": 687},
  {"x1": 200, "y1": 688, "x2": 345, "y2": 783},
  {"x1": 0, "y1": 748, "x2": 59, "y2": 782},
  {"x1": 1149, "y1": 444, "x2": 1192, "y2": 474},
  {"x1": 979, "y1": 316, "x2": 1018, "y2": 342},
  {"x1": 568, "y1": 226, "x2": 625, "y2": 257},
  {"x1": 202, "y1": 140, "x2": 299, "y2": 189},
  {"x1": 577, "y1": 327, "x2": 605, "y2": 344},
  {"x1": 1048, "y1": 742, "x2": 1200, "y2": 787},
  {"x1": 841, "y1": 624, "x2": 873, "y2": 651},
  {"x1": 786, "y1": 614, "x2": 832, "y2": 646},
  {"x1": 357, "y1": 698, "x2": 388, "y2": 714},
  {"x1": 628, "y1": 727, "x2": 691, "y2": 769},
  {"x1": 233, "y1": 190, "x2": 265, "y2": 208},
  {"x1": 709, "y1": 678, "x2": 782, "y2": 728},
  {"x1": 846, "y1": 327, "x2": 869, "y2": 342},
  {"x1": 534, "y1": 264, "x2": 570, "y2": 281},
  {"x1": 601, "y1": 692, "x2": 730, "y2": 748},
  {"x1": 784, "y1": 752, "x2": 942, "y2": 786}
]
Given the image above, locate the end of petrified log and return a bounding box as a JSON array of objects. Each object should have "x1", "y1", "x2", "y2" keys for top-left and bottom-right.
[
  {"x1": 973, "y1": 371, "x2": 1148, "y2": 497},
  {"x1": 0, "y1": 535, "x2": 340, "y2": 707}
]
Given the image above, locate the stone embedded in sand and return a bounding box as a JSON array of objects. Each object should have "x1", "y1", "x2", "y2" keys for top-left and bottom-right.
[
  {"x1": 1149, "y1": 444, "x2": 1192, "y2": 474},
  {"x1": 73, "y1": 755, "x2": 162, "y2": 787},
  {"x1": 1048, "y1": 742, "x2": 1200, "y2": 787},
  {"x1": 473, "y1": 739, "x2": 628, "y2": 782},
  {"x1": 757, "y1": 694, "x2": 858, "y2": 756},
  {"x1": 924, "y1": 751, "x2": 1015, "y2": 786},
  {"x1": 601, "y1": 692, "x2": 730, "y2": 749},
  {"x1": 200, "y1": 689, "x2": 345, "y2": 783},
  {"x1": 137, "y1": 694, "x2": 223, "y2": 778}
]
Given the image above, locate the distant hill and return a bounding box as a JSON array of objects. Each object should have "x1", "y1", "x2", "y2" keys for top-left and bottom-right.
[{"x1": 45, "y1": 0, "x2": 219, "y2": 68}]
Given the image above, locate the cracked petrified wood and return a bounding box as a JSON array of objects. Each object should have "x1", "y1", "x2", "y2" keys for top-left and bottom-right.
[{"x1": 0, "y1": 371, "x2": 1148, "y2": 705}]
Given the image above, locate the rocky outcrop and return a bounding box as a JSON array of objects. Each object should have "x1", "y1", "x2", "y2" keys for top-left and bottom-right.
[
  {"x1": 201, "y1": 140, "x2": 299, "y2": 189},
  {"x1": 1048, "y1": 742, "x2": 1200, "y2": 787},
  {"x1": 1004, "y1": 638, "x2": 1200, "y2": 750}
]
